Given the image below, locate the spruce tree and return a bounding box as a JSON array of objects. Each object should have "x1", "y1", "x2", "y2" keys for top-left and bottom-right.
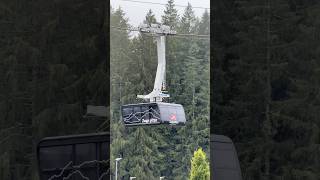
[
  {"x1": 161, "y1": 0, "x2": 179, "y2": 28},
  {"x1": 190, "y1": 148, "x2": 210, "y2": 180},
  {"x1": 212, "y1": 0, "x2": 320, "y2": 179}
]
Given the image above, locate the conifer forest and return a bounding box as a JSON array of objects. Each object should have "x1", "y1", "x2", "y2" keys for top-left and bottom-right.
[
  {"x1": 212, "y1": 0, "x2": 320, "y2": 179},
  {"x1": 0, "y1": 0, "x2": 107, "y2": 179},
  {"x1": 110, "y1": 1, "x2": 210, "y2": 179}
]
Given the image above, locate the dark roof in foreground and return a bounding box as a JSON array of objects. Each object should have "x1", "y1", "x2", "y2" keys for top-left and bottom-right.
[{"x1": 211, "y1": 134, "x2": 242, "y2": 180}]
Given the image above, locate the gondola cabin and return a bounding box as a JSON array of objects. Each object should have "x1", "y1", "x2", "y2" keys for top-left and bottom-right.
[
  {"x1": 121, "y1": 102, "x2": 186, "y2": 126},
  {"x1": 37, "y1": 133, "x2": 109, "y2": 180}
]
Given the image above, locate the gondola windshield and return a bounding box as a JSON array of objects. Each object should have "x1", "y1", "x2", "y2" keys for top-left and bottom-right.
[
  {"x1": 122, "y1": 103, "x2": 186, "y2": 126},
  {"x1": 122, "y1": 103, "x2": 161, "y2": 125}
]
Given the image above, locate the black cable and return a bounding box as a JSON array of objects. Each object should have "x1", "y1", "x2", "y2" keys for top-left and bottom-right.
[{"x1": 119, "y1": 0, "x2": 210, "y2": 10}]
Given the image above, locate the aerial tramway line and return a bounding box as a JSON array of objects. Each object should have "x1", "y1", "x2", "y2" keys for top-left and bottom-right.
[{"x1": 121, "y1": 23, "x2": 187, "y2": 126}]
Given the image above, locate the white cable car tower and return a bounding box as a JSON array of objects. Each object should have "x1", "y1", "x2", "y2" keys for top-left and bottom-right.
[
  {"x1": 136, "y1": 24, "x2": 176, "y2": 102},
  {"x1": 121, "y1": 24, "x2": 186, "y2": 126}
]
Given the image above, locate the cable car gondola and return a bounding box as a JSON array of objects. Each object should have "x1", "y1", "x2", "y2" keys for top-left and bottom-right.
[
  {"x1": 122, "y1": 102, "x2": 186, "y2": 126},
  {"x1": 121, "y1": 24, "x2": 185, "y2": 127}
]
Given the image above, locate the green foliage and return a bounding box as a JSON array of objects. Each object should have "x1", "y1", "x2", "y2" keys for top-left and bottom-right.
[
  {"x1": 190, "y1": 148, "x2": 210, "y2": 180},
  {"x1": 161, "y1": 0, "x2": 179, "y2": 28},
  {"x1": 0, "y1": 0, "x2": 107, "y2": 179},
  {"x1": 213, "y1": 0, "x2": 320, "y2": 179}
]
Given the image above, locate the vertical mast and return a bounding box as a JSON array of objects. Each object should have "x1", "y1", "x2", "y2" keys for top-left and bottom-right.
[
  {"x1": 136, "y1": 24, "x2": 176, "y2": 102},
  {"x1": 153, "y1": 36, "x2": 166, "y2": 101}
]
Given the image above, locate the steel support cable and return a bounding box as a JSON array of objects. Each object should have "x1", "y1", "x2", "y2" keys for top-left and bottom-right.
[
  {"x1": 119, "y1": 0, "x2": 210, "y2": 10},
  {"x1": 139, "y1": 31, "x2": 210, "y2": 40}
]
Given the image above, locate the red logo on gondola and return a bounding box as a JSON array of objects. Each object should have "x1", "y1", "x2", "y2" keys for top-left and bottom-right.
[{"x1": 170, "y1": 114, "x2": 176, "y2": 121}]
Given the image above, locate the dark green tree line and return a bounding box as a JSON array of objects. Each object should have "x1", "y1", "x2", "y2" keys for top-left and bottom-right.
[
  {"x1": 212, "y1": 0, "x2": 320, "y2": 179},
  {"x1": 0, "y1": 0, "x2": 107, "y2": 179}
]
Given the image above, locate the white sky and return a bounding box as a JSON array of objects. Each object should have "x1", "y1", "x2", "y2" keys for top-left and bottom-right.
[{"x1": 110, "y1": 0, "x2": 210, "y2": 27}]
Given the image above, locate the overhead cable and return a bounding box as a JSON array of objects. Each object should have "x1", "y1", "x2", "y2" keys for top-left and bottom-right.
[{"x1": 119, "y1": 0, "x2": 210, "y2": 10}]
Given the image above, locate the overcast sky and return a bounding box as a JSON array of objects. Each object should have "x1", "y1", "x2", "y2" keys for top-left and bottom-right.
[{"x1": 110, "y1": 0, "x2": 210, "y2": 27}]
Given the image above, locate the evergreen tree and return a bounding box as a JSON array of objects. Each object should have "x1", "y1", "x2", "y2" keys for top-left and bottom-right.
[
  {"x1": 212, "y1": 0, "x2": 320, "y2": 179},
  {"x1": 190, "y1": 148, "x2": 210, "y2": 180},
  {"x1": 161, "y1": 0, "x2": 179, "y2": 28},
  {"x1": 198, "y1": 10, "x2": 210, "y2": 35},
  {"x1": 179, "y1": 3, "x2": 197, "y2": 34},
  {"x1": 0, "y1": 0, "x2": 107, "y2": 179},
  {"x1": 144, "y1": 9, "x2": 157, "y2": 25}
]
